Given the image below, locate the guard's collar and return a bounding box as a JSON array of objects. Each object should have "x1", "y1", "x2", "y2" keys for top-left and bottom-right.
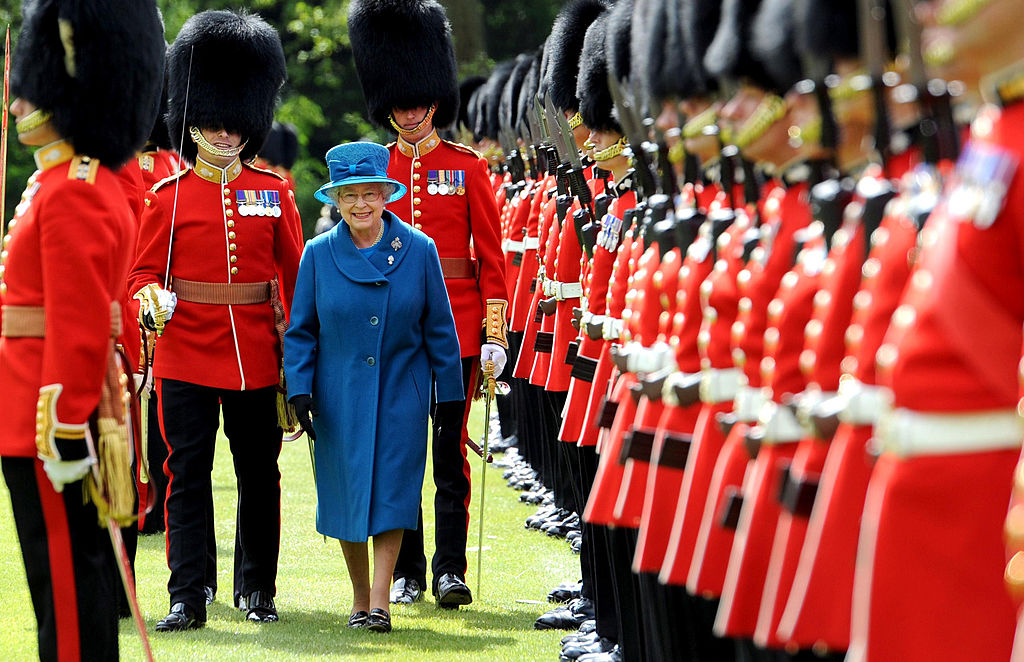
[
  {"x1": 34, "y1": 140, "x2": 75, "y2": 171},
  {"x1": 396, "y1": 129, "x2": 442, "y2": 159},
  {"x1": 193, "y1": 155, "x2": 243, "y2": 184}
]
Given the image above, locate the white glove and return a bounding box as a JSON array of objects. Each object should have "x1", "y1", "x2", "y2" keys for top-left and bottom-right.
[
  {"x1": 135, "y1": 284, "x2": 177, "y2": 333},
  {"x1": 40, "y1": 456, "x2": 95, "y2": 493},
  {"x1": 480, "y1": 343, "x2": 507, "y2": 378}
]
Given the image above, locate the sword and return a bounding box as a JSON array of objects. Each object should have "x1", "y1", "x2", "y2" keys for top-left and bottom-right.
[{"x1": 475, "y1": 359, "x2": 497, "y2": 599}]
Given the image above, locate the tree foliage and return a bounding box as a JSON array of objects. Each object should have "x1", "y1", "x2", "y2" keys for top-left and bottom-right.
[{"x1": 0, "y1": 0, "x2": 565, "y2": 236}]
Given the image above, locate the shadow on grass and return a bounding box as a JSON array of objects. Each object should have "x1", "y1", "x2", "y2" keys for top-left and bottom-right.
[
  {"x1": 402, "y1": 600, "x2": 541, "y2": 632},
  {"x1": 135, "y1": 603, "x2": 519, "y2": 658}
]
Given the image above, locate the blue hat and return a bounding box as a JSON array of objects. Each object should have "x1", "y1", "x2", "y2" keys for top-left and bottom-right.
[{"x1": 314, "y1": 141, "x2": 408, "y2": 205}]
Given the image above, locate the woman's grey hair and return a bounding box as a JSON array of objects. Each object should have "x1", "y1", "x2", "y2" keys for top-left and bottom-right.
[{"x1": 329, "y1": 181, "x2": 395, "y2": 205}]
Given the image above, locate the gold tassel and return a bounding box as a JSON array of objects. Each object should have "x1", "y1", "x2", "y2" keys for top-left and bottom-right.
[
  {"x1": 277, "y1": 369, "x2": 299, "y2": 431},
  {"x1": 89, "y1": 416, "x2": 136, "y2": 526}
]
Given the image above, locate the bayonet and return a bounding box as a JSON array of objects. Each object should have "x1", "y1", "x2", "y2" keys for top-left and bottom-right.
[{"x1": 607, "y1": 73, "x2": 658, "y2": 199}]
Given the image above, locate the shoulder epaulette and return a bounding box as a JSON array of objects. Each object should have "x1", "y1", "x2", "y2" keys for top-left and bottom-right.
[
  {"x1": 444, "y1": 140, "x2": 483, "y2": 159},
  {"x1": 243, "y1": 161, "x2": 287, "y2": 182},
  {"x1": 151, "y1": 169, "x2": 188, "y2": 193},
  {"x1": 138, "y1": 152, "x2": 156, "y2": 173},
  {"x1": 68, "y1": 155, "x2": 100, "y2": 185}
]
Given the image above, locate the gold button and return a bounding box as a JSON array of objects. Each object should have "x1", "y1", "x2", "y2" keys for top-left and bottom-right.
[
  {"x1": 414, "y1": 223, "x2": 422, "y2": 229},
  {"x1": 413, "y1": 160, "x2": 421, "y2": 168},
  {"x1": 0, "y1": 251, "x2": 7, "y2": 260},
  {"x1": 1006, "y1": 504, "x2": 1024, "y2": 546},
  {"x1": 0, "y1": 283, "x2": 6, "y2": 295},
  {"x1": 414, "y1": 210, "x2": 422, "y2": 218},
  {"x1": 224, "y1": 198, "x2": 232, "y2": 206},
  {"x1": 223, "y1": 188, "x2": 231, "y2": 195},
  {"x1": 229, "y1": 243, "x2": 237, "y2": 251},
  {"x1": 414, "y1": 197, "x2": 421, "y2": 205},
  {"x1": 227, "y1": 220, "x2": 235, "y2": 228},
  {"x1": 7, "y1": 219, "x2": 16, "y2": 229},
  {"x1": 1006, "y1": 551, "x2": 1024, "y2": 599},
  {"x1": 413, "y1": 185, "x2": 421, "y2": 193},
  {"x1": 230, "y1": 255, "x2": 238, "y2": 263},
  {"x1": 226, "y1": 209, "x2": 234, "y2": 217},
  {"x1": 2, "y1": 234, "x2": 9, "y2": 245},
  {"x1": 228, "y1": 231, "x2": 236, "y2": 240},
  {"x1": 413, "y1": 173, "x2": 421, "y2": 181},
  {"x1": 144, "y1": 198, "x2": 151, "y2": 207},
  {"x1": 231, "y1": 266, "x2": 239, "y2": 275}
]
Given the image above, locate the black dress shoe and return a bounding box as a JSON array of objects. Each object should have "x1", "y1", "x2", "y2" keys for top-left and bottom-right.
[
  {"x1": 548, "y1": 580, "x2": 583, "y2": 603},
  {"x1": 434, "y1": 573, "x2": 473, "y2": 609},
  {"x1": 389, "y1": 577, "x2": 424, "y2": 604},
  {"x1": 347, "y1": 610, "x2": 368, "y2": 628},
  {"x1": 560, "y1": 637, "x2": 615, "y2": 661},
  {"x1": 561, "y1": 630, "x2": 600, "y2": 646},
  {"x1": 366, "y1": 608, "x2": 392, "y2": 633},
  {"x1": 244, "y1": 591, "x2": 278, "y2": 623},
  {"x1": 578, "y1": 645, "x2": 622, "y2": 662},
  {"x1": 204, "y1": 586, "x2": 216, "y2": 606},
  {"x1": 155, "y1": 602, "x2": 204, "y2": 632}
]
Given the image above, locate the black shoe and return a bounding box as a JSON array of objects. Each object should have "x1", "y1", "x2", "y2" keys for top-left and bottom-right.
[
  {"x1": 347, "y1": 610, "x2": 369, "y2": 629},
  {"x1": 155, "y1": 602, "x2": 204, "y2": 632},
  {"x1": 534, "y1": 598, "x2": 595, "y2": 630},
  {"x1": 389, "y1": 577, "x2": 424, "y2": 604},
  {"x1": 434, "y1": 573, "x2": 473, "y2": 609},
  {"x1": 243, "y1": 591, "x2": 278, "y2": 623},
  {"x1": 561, "y1": 637, "x2": 615, "y2": 661},
  {"x1": 561, "y1": 630, "x2": 600, "y2": 646},
  {"x1": 204, "y1": 586, "x2": 216, "y2": 606},
  {"x1": 578, "y1": 645, "x2": 622, "y2": 662},
  {"x1": 367, "y1": 608, "x2": 392, "y2": 633},
  {"x1": 548, "y1": 580, "x2": 583, "y2": 603}
]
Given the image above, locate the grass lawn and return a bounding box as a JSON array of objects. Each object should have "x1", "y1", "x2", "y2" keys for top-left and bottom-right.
[{"x1": 0, "y1": 402, "x2": 575, "y2": 661}]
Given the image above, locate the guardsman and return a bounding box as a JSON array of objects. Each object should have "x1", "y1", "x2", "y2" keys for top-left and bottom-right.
[
  {"x1": 129, "y1": 10, "x2": 301, "y2": 630},
  {"x1": 348, "y1": 0, "x2": 508, "y2": 609},
  {"x1": 846, "y1": 0, "x2": 1024, "y2": 659},
  {"x1": 0, "y1": 0, "x2": 165, "y2": 659},
  {"x1": 254, "y1": 121, "x2": 299, "y2": 191}
]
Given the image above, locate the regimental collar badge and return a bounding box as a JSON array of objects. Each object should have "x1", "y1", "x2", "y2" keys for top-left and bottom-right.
[
  {"x1": 388, "y1": 255, "x2": 395, "y2": 265},
  {"x1": 391, "y1": 237, "x2": 402, "y2": 251}
]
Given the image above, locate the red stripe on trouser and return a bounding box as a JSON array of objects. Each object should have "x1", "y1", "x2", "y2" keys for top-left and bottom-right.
[
  {"x1": 155, "y1": 377, "x2": 173, "y2": 565},
  {"x1": 34, "y1": 460, "x2": 82, "y2": 662}
]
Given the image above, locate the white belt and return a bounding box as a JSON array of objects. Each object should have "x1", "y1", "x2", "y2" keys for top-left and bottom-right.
[
  {"x1": 875, "y1": 407, "x2": 1023, "y2": 458},
  {"x1": 700, "y1": 367, "x2": 743, "y2": 404},
  {"x1": 836, "y1": 379, "x2": 892, "y2": 426},
  {"x1": 733, "y1": 385, "x2": 767, "y2": 422},
  {"x1": 759, "y1": 400, "x2": 805, "y2": 444},
  {"x1": 552, "y1": 280, "x2": 584, "y2": 300},
  {"x1": 661, "y1": 370, "x2": 688, "y2": 407},
  {"x1": 580, "y1": 311, "x2": 594, "y2": 327},
  {"x1": 793, "y1": 389, "x2": 837, "y2": 432},
  {"x1": 524, "y1": 236, "x2": 540, "y2": 250},
  {"x1": 626, "y1": 341, "x2": 674, "y2": 374},
  {"x1": 504, "y1": 239, "x2": 525, "y2": 253},
  {"x1": 542, "y1": 278, "x2": 555, "y2": 296},
  {"x1": 602, "y1": 316, "x2": 624, "y2": 341}
]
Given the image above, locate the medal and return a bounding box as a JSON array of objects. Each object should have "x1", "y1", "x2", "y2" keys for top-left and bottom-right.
[
  {"x1": 438, "y1": 170, "x2": 450, "y2": 196},
  {"x1": 427, "y1": 170, "x2": 439, "y2": 195},
  {"x1": 236, "y1": 190, "x2": 249, "y2": 216},
  {"x1": 455, "y1": 170, "x2": 465, "y2": 195}
]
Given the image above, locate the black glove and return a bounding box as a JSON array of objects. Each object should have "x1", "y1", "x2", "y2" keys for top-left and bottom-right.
[
  {"x1": 433, "y1": 400, "x2": 465, "y2": 437},
  {"x1": 289, "y1": 394, "x2": 318, "y2": 441}
]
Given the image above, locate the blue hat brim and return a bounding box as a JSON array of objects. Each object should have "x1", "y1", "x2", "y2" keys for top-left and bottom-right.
[{"x1": 314, "y1": 176, "x2": 408, "y2": 205}]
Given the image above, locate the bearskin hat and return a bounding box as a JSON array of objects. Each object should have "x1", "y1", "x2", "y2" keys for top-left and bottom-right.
[
  {"x1": 348, "y1": 0, "x2": 459, "y2": 131},
  {"x1": 468, "y1": 85, "x2": 487, "y2": 141},
  {"x1": 259, "y1": 121, "x2": 299, "y2": 169},
  {"x1": 501, "y1": 54, "x2": 534, "y2": 134},
  {"x1": 545, "y1": 0, "x2": 608, "y2": 113},
  {"x1": 704, "y1": 0, "x2": 779, "y2": 93},
  {"x1": 577, "y1": 14, "x2": 617, "y2": 133},
  {"x1": 148, "y1": 50, "x2": 172, "y2": 151},
  {"x1": 645, "y1": 0, "x2": 714, "y2": 102},
  {"x1": 517, "y1": 50, "x2": 543, "y2": 136},
  {"x1": 458, "y1": 76, "x2": 487, "y2": 135},
  {"x1": 482, "y1": 59, "x2": 516, "y2": 140},
  {"x1": 11, "y1": 0, "x2": 165, "y2": 167},
  {"x1": 751, "y1": 0, "x2": 805, "y2": 94},
  {"x1": 166, "y1": 10, "x2": 286, "y2": 166}
]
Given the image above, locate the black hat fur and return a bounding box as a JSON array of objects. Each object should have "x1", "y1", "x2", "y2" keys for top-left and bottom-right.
[
  {"x1": 501, "y1": 54, "x2": 534, "y2": 133},
  {"x1": 577, "y1": 13, "x2": 618, "y2": 133},
  {"x1": 348, "y1": 0, "x2": 459, "y2": 131},
  {"x1": 458, "y1": 76, "x2": 487, "y2": 134},
  {"x1": 483, "y1": 59, "x2": 516, "y2": 140},
  {"x1": 166, "y1": 10, "x2": 286, "y2": 166},
  {"x1": 752, "y1": 0, "x2": 805, "y2": 93},
  {"x1": 517, "y1": 51, "x2": 543, "y2": 136},
  {"x1": 545, "y1": 0, "x2": 608, "y2": 113},
  {"x1": 259, "y1": 121, "x2": 299, "y2": 169},
  {"x1": 704, "y1": 0, "x2": 779, "y2": 93},
  {"x1": 12, "y1": 0, "x2": 165, "y2": 167}
]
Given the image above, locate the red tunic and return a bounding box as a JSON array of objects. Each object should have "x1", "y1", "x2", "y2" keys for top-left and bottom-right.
[
  {"x1": 0, "y1": 142, "x2": 137, "y2": 457},
  {"x1": 849, "y1": 103, "x2": 1024, "y2": 662},
  {"x1": 129, "y1": 158, "x2": 303, "y2": 390},
  {"x1": 387, "y1": 131, "x2": 508, "y2": 357}
]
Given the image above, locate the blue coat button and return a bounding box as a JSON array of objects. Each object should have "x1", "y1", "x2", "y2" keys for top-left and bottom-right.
[
  {"x1": 370, "y1": 316, "x2": 379, "y2": 326},
  {"x1": 367, "y1": 357, "x2": 375, "y2": 366}
]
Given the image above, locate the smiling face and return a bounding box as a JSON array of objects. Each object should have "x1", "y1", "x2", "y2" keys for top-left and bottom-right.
[
  {"x1": 196, "y1": 126, "x2": 244, "y2": 167},
  {"x1": 334, "y1": 182, "x2": 387, "y2": 239}
]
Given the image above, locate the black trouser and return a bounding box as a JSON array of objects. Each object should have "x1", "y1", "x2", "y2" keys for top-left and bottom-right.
[
  {"x1": 496, "y1": 335, "x2": 518, "y2": 441},
  {"x1": 394, "y1": 357, "x2": 478, "y2": 591},
  {"x1": 158, "y1": 379, "x2": 282, "y2": 618},
  {"x1": 578, "y1": 446, "x2": 619, "y2": 642},
  {"x1": 692, "y1": 596, "x2": 736, "y2": 662},
  {"x1": 607, "y1": 527, "x2": 647, "y2": 662},
  {"x1": 3, "y1": 456, "x2": 118, "y2": 662},
  {"x1": 138, "y1": 393, "x2": 167, "y2": 533}
]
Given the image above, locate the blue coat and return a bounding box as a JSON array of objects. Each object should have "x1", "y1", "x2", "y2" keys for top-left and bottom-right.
[{"x1": 284, "y1": 210, "x2": 463, "y2": 542}]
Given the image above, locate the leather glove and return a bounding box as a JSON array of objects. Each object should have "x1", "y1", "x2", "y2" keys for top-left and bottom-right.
[
  {"x1": 289, "y1": 394, "x2": 318, "y2": 441},
  {"x1": 134, "y1": 283, "x2": 177, "y2": 333},
  {"x1": 41, "y1": 456, "x2": 95, "y2": 493},
  {"x1": 480, "y1": 343, "x2": 507, "y2": 378}
]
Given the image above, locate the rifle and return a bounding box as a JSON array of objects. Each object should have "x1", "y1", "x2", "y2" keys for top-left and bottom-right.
[{"x1": 607, "y1": 73, "x2": 659, "y2": 200}]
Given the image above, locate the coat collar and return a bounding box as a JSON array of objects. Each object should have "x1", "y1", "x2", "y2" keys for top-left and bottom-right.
[{"x1": 327, "y1": 210, "x2": 413, "y2": 283}]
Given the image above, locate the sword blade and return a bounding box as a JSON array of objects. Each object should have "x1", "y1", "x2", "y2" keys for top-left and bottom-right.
[
  {"x1": 1, "y1": 27, "x2": 11, "y2": 235},
  {"x1": 476, "y1": 361, "x2": 496, "y2": 599}
]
